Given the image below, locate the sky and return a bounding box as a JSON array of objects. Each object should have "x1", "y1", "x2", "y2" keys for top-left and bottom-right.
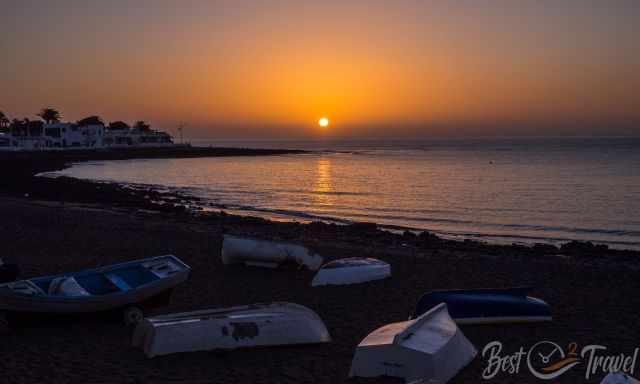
[{"x1": 1, "y1": 0, "x2": 639, "y2": 138}]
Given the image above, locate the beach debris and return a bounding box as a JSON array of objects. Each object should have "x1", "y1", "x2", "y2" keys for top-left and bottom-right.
[
  {"x1": 601, "y1": 372, "x2": 640, "y2": 384},
  {"x1": 0, "y1": 255, "x2": 190, "y2": 325},
  {"x1": 221, "y1": 235, "x2": 324, "y2": 270},
  {"x1": 411, "y1": 287, "x2": 552, "y2": 324},
  {"x1": 132, "y1": 302, "x2": 331, "y2": 358},
  {"x1": 311, "y1": 258, "x2": 391, "y2": 287},
  {"x1": 349, "y1": 303, "x2": 477, "y2": 383}
]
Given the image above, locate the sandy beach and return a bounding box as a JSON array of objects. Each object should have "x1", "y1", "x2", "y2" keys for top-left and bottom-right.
[{"x1": 1, "y1": 163, "x2": 639, "y2": 384}]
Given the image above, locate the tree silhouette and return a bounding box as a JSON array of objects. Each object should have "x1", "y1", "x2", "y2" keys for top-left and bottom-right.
[
  {"x1": 27, "y1": 120, "x2": 44, "y2": 136},
  {"x1": 0, "y1": 111, "x2": 9, "y2": 130},
  {"x1": 10, "y1": 118, "x2": 26, "y2": 136},
  {"x1": 108, "y1": 121, "x2": 130, "y2": 130},
  {"x1": 37, "y1": 108, "x2": 61, "y2": 124},
  {"x1": 133, "y1": 120, "x2": 151, "y2": 132},
  {"x1": 77, "y1": 115, "x2": 104, "y2": 126}
]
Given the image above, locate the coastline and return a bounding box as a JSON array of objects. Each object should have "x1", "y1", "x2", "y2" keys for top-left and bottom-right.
[
  {"x1": 2, "y1": 145, "x2": 638, "y2": 257},
  {"x1": 1, "y1": 147, "x2": 639, "y2": 383}
]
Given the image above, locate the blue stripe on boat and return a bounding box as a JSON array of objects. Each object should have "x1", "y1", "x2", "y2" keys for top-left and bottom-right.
[{"x1": 104, "y1": 273, "x2": 132, "y2": 291}]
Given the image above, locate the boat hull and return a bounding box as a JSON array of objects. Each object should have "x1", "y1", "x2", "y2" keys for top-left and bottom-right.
[
  {"x1": 133, "y1": 302, "x2": 331, "y2": 357},
  {"x1": 311, "y1": 258, "x2": 391, "y2": 286},
  {"x1": 0, "y1": 255, "x2": 190, "y2": 316},
  {"x1": 601, "y1": 372, "x2": 640, "y2": 384},
  {"x1": 411, "y1": 287, "x2": 552, "y2": 324},
  {"x1": 350, "y1": 303, "x2": 477, "y2": 383},
  {"x1": 221, "y1": 235, "x2": 324, "y2": 270}
]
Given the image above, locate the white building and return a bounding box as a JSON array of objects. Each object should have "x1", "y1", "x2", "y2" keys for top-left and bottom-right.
[
  {"x1": 0, "y1": 122, "x2": 174, "y2": 151},
  {"x1": 103, "y1": 128, "x2": 173, "y2": 148},
  {"x1": 43, "y1": 123, "x2": 104, "y2": 148}
]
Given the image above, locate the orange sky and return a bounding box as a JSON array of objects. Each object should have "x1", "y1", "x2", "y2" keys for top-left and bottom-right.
[{"x1": 1, "y1": 1, "x2": 639, "y2": 138}]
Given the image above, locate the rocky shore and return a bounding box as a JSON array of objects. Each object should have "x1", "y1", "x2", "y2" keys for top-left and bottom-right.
[{"x1": 1, "y1": 148, "x2": 639, "y2": 383}]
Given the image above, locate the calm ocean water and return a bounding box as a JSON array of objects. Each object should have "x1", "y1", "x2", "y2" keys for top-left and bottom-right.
[{"x1": 49, "y1": 138, "x2": 640, "y2": 249}]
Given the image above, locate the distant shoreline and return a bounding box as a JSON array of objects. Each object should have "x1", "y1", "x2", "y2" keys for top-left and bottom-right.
[{"x1": 0, "y1": 145, "x2": 308, "y2": 178}]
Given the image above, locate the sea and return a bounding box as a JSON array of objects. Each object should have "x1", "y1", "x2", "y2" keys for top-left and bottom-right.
[{"x1": 46, "y1": 137, "x2": 640, "y2": 250}]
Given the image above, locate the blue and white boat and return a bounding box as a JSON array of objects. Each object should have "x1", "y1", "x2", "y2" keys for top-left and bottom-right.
[
  {"x1": 0, "y1": 255, "x2": 190, "y2": 326},
  {"x1": 411, "y1": 287, "x2": 552, "y2": 324}
]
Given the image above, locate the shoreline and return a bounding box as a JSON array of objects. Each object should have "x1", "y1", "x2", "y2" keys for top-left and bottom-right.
[{"x1": 1, "y1": 145, "x2": 638, "y2": 256}]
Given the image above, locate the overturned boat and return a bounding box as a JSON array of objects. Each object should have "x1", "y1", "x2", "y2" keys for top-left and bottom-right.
[
  {"x1": 132, "y1": 302, "x2": 331, "y2": 357},
  {"x1": 601, "y1": 372, "x2": 640, "y2": 384},
  {"x1": 0, "y1": 255, "x2": 190, "y2": 325},
  {"x1": 311, "y1": 258, "x2": 391, "y2": 287},
  {"x1": 350, "y1": 303, "x2": 477, "y2": 383},
  {"x1": 411, "y1": 287, "x2": 552, "y2": 324},
  {"x1": 221, "y1": 235, "x2": 323, "y2": 270}
]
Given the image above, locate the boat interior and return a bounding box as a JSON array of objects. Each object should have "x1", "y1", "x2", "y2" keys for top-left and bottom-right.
[{"x1": 2, "y1": 257, "x2": 183, "y2": 297}]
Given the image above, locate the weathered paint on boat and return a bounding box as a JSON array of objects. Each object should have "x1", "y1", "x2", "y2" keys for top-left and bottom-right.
[
  {"x1": 133, "y1": 302, "x2": 331, "y2": 357},
  {"x1": 221, "y1": 235, "x2": 323, "y2": 270}
]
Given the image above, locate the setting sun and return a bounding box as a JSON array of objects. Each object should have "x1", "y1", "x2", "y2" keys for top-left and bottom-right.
[{"x1": 318, "y1": 117, "x2": 329, "y2": 128}]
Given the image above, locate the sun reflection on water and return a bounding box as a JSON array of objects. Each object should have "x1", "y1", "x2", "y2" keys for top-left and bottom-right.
[{"x1": 313, "y1": 157, "x2": 334, "y2": 207}]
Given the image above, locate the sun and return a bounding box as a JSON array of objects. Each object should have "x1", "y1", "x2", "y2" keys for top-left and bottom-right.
[{"x1": 318, "y1": 117, "x2": 329, "y2": 128}]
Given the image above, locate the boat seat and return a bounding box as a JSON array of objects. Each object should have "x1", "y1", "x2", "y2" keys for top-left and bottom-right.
[
  {"x1": 104, "y1": 272, "x2": 132, "y2": 291},
  {"x1": 7, "y1": 280, "x2": 45, "y2": 296},
  {"x1": 49, "y1": 276, "x2": 91, "y2": 297},
  {"x1": 144, "y1": 261, "x2": 180, "y2": 278}
]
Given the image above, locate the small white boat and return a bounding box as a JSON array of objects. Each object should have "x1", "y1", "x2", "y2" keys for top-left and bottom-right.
[
  {"x1": 311, "y1": 258, "x2": 391, "y2": 287},
  {"x1": 221, "y1": 235, "x2": 323, "y2": 270},
  {"x1": 601, "y1": 372, "x2": 640, "y2": 384},
  {"x1": 349, "y1": 303, "x2": 477, "y2": 383},
  {"x1": 132, "y1": 302, "x2": 331, "y2": 357}
]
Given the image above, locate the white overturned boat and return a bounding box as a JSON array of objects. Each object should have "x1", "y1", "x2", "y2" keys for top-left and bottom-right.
[
  {"x1": 132, "y1": 302, "x2": 331, "y2": 357},
  {"x1": 350, "y1": 303, "x2": 477, "y2": 383},
  {"x1": 221, "y1": 235, "x2": 323, "y2": 270},
  {"x1": 311, "y1": 258, "x2": 391, "y2": 287},
  {"x1": 602, "y1": 373, "x2": 640, "y2": 384}
]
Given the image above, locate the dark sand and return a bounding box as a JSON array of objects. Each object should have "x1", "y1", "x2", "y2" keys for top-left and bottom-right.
[
  {"x1": 0, "y1": 148, "x2": 639, "y2": 383},
  {"x1": 1, "y1": 196, "x2": 639, "y2": 384}
]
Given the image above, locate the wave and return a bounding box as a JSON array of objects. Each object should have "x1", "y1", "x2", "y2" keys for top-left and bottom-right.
[{"x1": 205, "y1": 202, "x2": 640, "y2": 249}]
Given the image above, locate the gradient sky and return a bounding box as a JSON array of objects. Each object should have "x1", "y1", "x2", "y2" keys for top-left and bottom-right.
[{"x1": 1, "y1": 0, "x2": 639, "y2": 138}]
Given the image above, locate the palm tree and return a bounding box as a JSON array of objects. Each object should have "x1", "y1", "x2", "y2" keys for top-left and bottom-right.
[
  {"x1": 0, "y1": 111, "x2": 9, "y2": 130},
  {"x1": 37, "y1": 108, "x2": 61, "y2": 124},
  {"x1": 133, "y1": 120, "x2": 151, "y2": 132},
  {"x1": 10, "y1": 118, "x2": 25, "y2": 136}
]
